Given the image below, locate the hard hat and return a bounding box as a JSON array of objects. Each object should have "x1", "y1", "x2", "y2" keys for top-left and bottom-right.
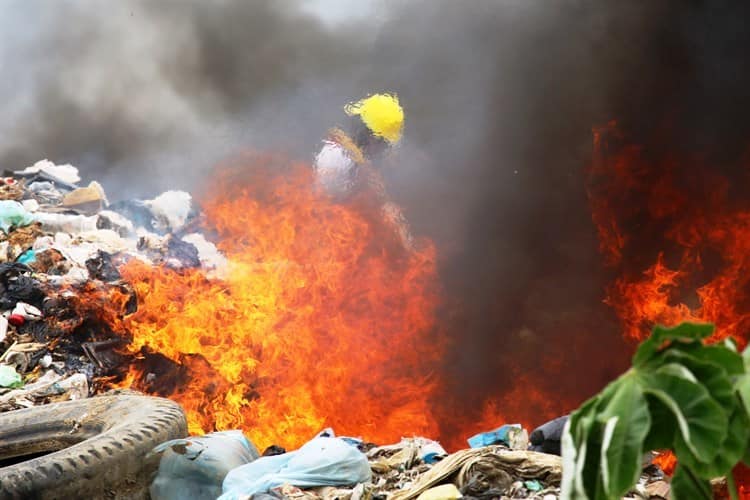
[{"x1": 344, "y1": 93, "x2": 404, "y2": 144}]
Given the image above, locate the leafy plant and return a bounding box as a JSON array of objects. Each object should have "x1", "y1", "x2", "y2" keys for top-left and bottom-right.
[{"x1": 561, "y1": 323, "x2": 750, "y2": 500}]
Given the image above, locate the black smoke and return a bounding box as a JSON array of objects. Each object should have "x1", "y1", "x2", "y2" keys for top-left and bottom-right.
[{"x1": 3, "y1": 0, "x2": 750, "y2": 440}]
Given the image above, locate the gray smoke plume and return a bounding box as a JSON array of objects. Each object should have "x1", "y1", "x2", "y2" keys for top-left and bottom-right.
[{"x1": 3, "y1": 0, "x2": 749, "y2": 440}]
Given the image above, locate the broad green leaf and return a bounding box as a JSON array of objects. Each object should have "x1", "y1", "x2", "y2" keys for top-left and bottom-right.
[
  {"x1": 670, "y1": 465, "x2": 712, "y2": 500},
  {"x1": 651, "y1": 322, "x2": 714, "y2": 342},
  {"x1": 596, "y1": 377, "x2": 650, "y2": 499},
  {"x1": 561, "y1": 393, "x2": 600, "y2": 500},
  {"x1": 561, "y1": 418, "x2": 589, "y2": 500},
  {"x1": 581, "y1": 411, "x2": 605, "y2": 499},
  {"x1": 676, "y1": 403, "x2": 750, "y2": 479},
  {"x1": 662, "y1": 350, "x2": 734, "y2": 409},
  {"x1": 642, "y1": 396, "x2": 675, "y2": 451},
  {"x1": 672, "y1": 342, "x2": 744, "y2": 376},
  {"x1": 640, "y1": 364, "x2": 727, "y2": 462}
]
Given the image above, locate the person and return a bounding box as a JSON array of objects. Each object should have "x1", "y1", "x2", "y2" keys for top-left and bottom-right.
[{"x1": 312, "y1": 93, "x2": 412, "y2": 248}]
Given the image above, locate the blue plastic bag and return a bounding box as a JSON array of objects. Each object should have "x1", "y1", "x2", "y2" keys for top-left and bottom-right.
[
  {"x1": 149, "y1": 430, "x2": 260, "y2": 500},
  {"x1": 467, "y1": 424, "x2": 523, "y2": 448},
  {"x1": 220, "y1": 437, "x2": 371, "y2": 499}
]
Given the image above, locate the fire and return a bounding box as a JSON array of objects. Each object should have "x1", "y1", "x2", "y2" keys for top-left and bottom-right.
[
  {"x1": 114, "y1": 154, "x2": 444, "y2": 450},
  {"x1": 590, "y1": 122, "x2": 750, "y2": 495},
  {"x1": 589, "y1": 121, "x2": 750, "y2": 347}
]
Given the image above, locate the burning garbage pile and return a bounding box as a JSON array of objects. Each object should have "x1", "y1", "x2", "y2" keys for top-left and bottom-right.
[
  {"x1": 0, "y1": 159, "x2": 221, "y2": 409},
  {"x1": 0, "y1": 156, "x2": 581, "y2": 499},
  {"x1": 0, "y1": 153, "x2": 674, "y2": 499}
]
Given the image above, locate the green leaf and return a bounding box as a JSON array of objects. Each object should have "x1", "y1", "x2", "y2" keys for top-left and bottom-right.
[
  {"x1": 676, "y1": 403, "x2": 750, "y2": 479},
  {"x1": 596, "y1": 377, "x2": 650, "y2": 499},
  {"x1": 735, "y1": 372, "x2": 750, "y2": 418},
  {"x1": 633, "y1": 323, "x2": 714, "y2": 367},
  {"x1": 673, "y1": 342, "x2": 745, "y2": 376},
  {"x1": 642, "y1": 396, "x2": 675, "y2": 451},
  {"x1": 670, "y1": 464, "x2": 712, "y2": 500},
  {"x1": 562, "y1": 378, "x2": 628, "y2": 500},
  {"x1": 561, "y1": 417, "x2": 588, "y2": 500},
  {"x1": 640, "y1": 364, "x2": 728, "y2": 462},
  {"x1": 661, "y1": 350, "x2": 734, "y2": 409}
]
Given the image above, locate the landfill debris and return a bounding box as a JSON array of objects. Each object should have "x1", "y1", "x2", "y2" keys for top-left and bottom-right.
[
  {"x1": 528, "y1": 416, "x2": 568, "y2": 455},
  {"x1": 0, "y1": 364, "x2": 23, "y2": 388},
  {"x1": 416, "y1": 484, "x2": 462, "y2": 500},
  {"x1": 61, "y1": 181, "x2": 108, "y2": 214},
  {"x1": 15, "y1": 159, "x2": 82, "y2": 185},
  {"x1": 0, "y1": 159, "x2": 226, "y2": 422},
  {"x1": 388, "y1": 447, "x2": 562, "y2": 500},
  {"x1": 0, "y1": 178, "x2": 24, "y2": 201},
  {"x1": 524, "y1": 479, "x2": 543, "y2": 492},
  {"x1": 645, "y1": 480, "x2": 670, "y2": 499},
  {"x1": 263, "y1": 445, "x2": 288, "y2": 457},
  {"x1": 467, "y1": 423, "x2": 528, "y2": 450},
  {"x1": 0, "y1": 200, "x2": 35, "y2": 233},
  {"x1": 145, "y1": 190, "x2": 193, "y2": 233},
  {"x1": 150, "y1": 430, "x2": 261, "y2": 500},
  {"x1": 220, "y1": 437, "x2": 371, "y2": 500}
]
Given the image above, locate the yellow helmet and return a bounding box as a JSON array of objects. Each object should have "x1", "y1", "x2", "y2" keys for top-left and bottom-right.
[{"x1": 344, "y1": 93, "x2": 404, "y2": 144}]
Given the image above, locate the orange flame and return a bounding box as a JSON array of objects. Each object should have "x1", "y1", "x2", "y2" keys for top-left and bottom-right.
[
  {"x1": 590, "y1": 123, "x2": 750, "y2": 494},
  {"x1": 589, "y1": 121, "x2": 750, "y2": 347},
  {"x1": 115, "y1": 155, "x2": 444, "y2": 450}
]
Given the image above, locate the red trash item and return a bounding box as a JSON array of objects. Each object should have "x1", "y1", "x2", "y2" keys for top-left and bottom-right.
[{"x1": 7, "y1": 314, "x2": 24, "y2": 327}]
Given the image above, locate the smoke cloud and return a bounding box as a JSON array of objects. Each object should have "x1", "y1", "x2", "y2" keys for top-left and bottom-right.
[{"x1": 3, "y1": 0, "x2": 749, "y2": 439}]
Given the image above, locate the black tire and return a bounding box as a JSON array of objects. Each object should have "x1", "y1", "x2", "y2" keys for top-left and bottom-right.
[{"x1": 0, "y1": 394, "x2": 187, "y2": 500}]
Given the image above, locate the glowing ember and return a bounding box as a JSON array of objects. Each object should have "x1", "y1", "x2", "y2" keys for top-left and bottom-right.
[{"x1": 114, "y1": 154, "x2": 444, "y2": 450}]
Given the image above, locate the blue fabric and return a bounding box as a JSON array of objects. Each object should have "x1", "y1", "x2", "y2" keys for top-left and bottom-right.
[{"x1": 220, "y1": 437, "x2": 371, "y2": 499}]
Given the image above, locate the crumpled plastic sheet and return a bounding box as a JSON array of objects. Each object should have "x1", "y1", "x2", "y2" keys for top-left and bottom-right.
[
  {"x1": 149, "y1": 430, "x2": 260, "y2": 500},
  {"x1": 220, "y1": 437, "x2": 372, "y2": 500}
]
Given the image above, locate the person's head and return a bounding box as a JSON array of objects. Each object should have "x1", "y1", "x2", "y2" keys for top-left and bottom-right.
[{"x1": 344, "y1": 93, "x2": 404, "y2": 159}]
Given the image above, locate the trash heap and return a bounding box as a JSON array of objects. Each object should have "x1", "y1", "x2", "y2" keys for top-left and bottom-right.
[
  {"x1": 0, "y1": 159, "x2": 225, "y2": 411},
  {"x1": 0, "y1": 160, "x2": 673, "y2": 499},
  {"x1": 149, "y1": 425, "x2": 674, "y2": 500}
]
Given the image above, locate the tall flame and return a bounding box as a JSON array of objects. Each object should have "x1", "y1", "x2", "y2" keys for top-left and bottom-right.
[
  {"x1": 117, "y1": 154, "x2": 444, "y2": 450},
  {"x1": 589, "y1": 123, "x2": 750, "y2": 495},
  {"x1": 589, "y1": 121, "x2": 750, "y2": 347}
]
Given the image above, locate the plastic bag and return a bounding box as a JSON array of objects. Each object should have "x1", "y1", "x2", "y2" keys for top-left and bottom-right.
[
  {"x1": 220, "y1": 437, "x2": 371, "y2": 499},
  {"x1": 0, "y1": 364, "x2": 23, "y2": 388},
  {"x1": 149, "y1": 430, "x2": 260, "y2": 500},
  {"x1": 0, "y1": 201, "x2": 35, "y2": 233},
  {"x1": 467, "y1": 424, "x2": 527, "y2": 449},
  {"x1": 17, "y1": 159, "x2": 81, "y2": 184},
  {"x1": 146, "y1": 190, "x2": 192, "y2": 232}
]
